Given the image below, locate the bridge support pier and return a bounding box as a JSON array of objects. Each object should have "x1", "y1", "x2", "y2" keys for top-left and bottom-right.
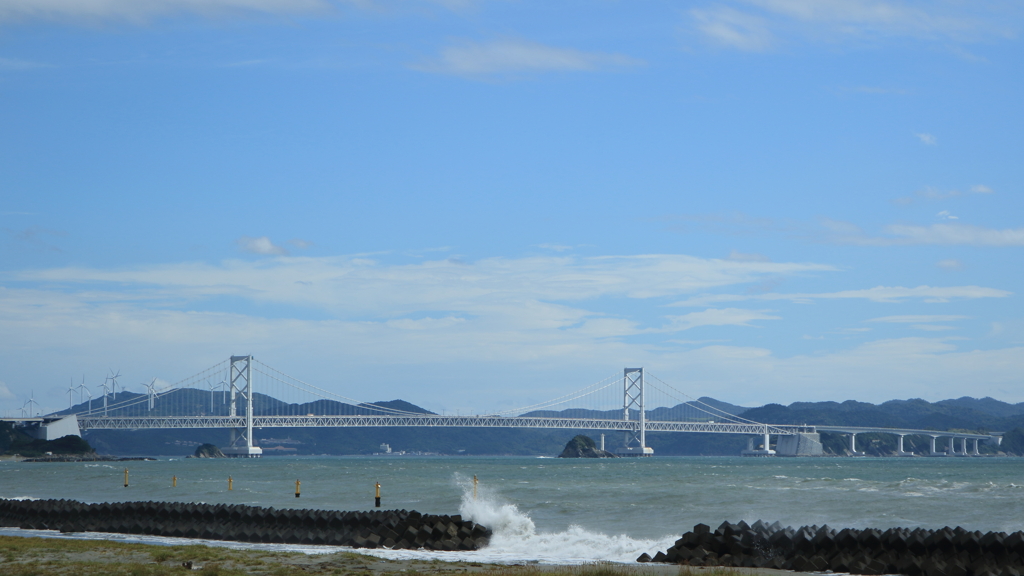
[
  {"x1": 896, "y1": 434, "x2": 914, "y2": 457},
  {"x1": 948, "y1": 436, "x2": 957, "y2": 456},
  {"x1": 929, "y1": 436, "x2": 943, "y2": 456},
  {"x1": 775, "y1": 433, "x2": 823, "y2": 456},
  {"x1": 972, "y1": 438, "x2": 981, "y2": 456},
  {"x1": 847, "y1": 433, "x2": 866, "y2": 456},
  {"x1": 741, "y1": 429, "x2": 776, "y2": 456}
]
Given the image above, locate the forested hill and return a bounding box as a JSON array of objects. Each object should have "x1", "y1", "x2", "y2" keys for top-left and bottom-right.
[{"x1": 741, "y1": 396, "x2": 1024, "y2": 432}]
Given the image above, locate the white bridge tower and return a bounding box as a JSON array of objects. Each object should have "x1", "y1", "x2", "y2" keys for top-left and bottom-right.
[
  {"x1": 222, "y1": 355, "x2": 262, "y2": 458},
  {"x1": 617, "y1": 367, "x2": 653, "y2": 456}
]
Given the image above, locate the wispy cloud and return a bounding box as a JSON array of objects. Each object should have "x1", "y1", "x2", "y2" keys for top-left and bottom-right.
[
  {"x1": 916, "y1": 132, "x2": 937, "y2": 145},
  {"x1": 868, "y1": 315, "x2": 969, "y2": 323},
  {"x1": 665, "y1": 308, "x2": 780, "y2": 331},
  {"x1": 689, "y1": 0, "x2": 1016, "y2": 50},
  {"x1": 937, "y1": 259, "x2": 963, "y2": 270},
  {"x1": 535, "y1": 244, "x2": 574, "y2": 252},
  {"x1": 412, "y1": 39, "x2": 644, "y2": 76},
  {"x1": 673, "y1": 285, "x2": 1010, "y2": 307},
  {"x1": 823, "y1": 221, "x2": 1024, "y2": 247},
  {"x1": 0, "y1": 0, "x2": 327, "y2": 23},
  {"x1": 0, "y1": 57, "x2": 49, "y2": 70},
  {"x1": 237, "y1": 236, "x2": 288, "y2": 255},
  {"x1": 910, "y1": 324, "x2": 956, "y2": 331},
  {"x1": 19, "y1": 253, "x2": 836, "y2": 314},
  {"x1": 881, "y1": 223, "x2": 1024, "y2": 246},
  {"x1": 727, "y1": 250, "x2": 770, "y2": 262},
  {"x1": 971, "y1": 184, "x2": 994, "y2": 194},
  {"x1": 691, "y1": 6, "x2": 776, "y2": 51}
]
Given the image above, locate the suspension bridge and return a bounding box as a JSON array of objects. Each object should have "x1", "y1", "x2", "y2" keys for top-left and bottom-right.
[{"x1": 8, "y1": 356, "x2": 1002, "y2": 458}]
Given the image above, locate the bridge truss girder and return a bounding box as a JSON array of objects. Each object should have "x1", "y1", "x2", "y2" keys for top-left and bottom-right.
[{"x1": 78, "y1": 415, "x2": 814, "y2": 435}]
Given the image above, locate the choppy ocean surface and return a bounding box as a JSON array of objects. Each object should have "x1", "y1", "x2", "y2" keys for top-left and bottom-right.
[{"x1": 2, "y1": 456, "x2": 1022, "y2": 564}]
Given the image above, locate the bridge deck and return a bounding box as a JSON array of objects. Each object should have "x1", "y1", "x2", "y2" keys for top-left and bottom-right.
[
  {"x1": 76, "y1": 415, "x2": 999, "y2": 441},
  {"x1": 78, "y1": 415, "x2": 814, "y2": 435}
]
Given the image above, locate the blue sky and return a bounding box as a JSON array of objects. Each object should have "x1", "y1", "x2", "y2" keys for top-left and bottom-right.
[{"x1": 1, "y1": 0, "x2": 1022, "y2": 416}]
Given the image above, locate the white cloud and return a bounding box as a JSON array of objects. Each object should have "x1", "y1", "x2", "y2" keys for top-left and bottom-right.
[
  {"x1": 689, "y1": 0, "x2": 1016, "y2": 51},
  {"x1": 936, "y1": 210, "x2": 958, "y2": 220},
  {"x1": 937, "y1": 259, "x2": 963, "y2": 270},
  {"x1": 2, "y1": 252, "x2": 1020, "y2": 410},
  {"x1": 910, "y1": 324, "x2": 955, "y2": 331},
  {"x1": 18, "y1": 254, "x2": 836, "y2": 314},
  {"x1": 0, "y1": 0, "x2": 327, "y2": 23},
  {"x1": 664, "y1": 308, "x2": 780, "y2": 331},
  {"x1": 673, "y1": 285, "x2": 1010, "y2": 307},
  {"x1": 971, "y1": 184, "x2": 994, "y2": 194},
  {"x1": 882, "y1": 223, "x2": 1024, "y2": 246},
  {"x1": 0, "y1": 57, "x2": 49, "y2": 70},
  {"x1": 824, "y1": 221, "x2": 1024, "y2": 246},
  {"x1": 691, "y1": 6, "x2": 776, "y2": 51},
  {"x1": 237, "y1": 236, "x2": 288, "y2": 255},
  {"x1": 727, "y1": 250, "x2": 770, "y2": 262},
  {"x1": 413, "y1": 39, "x2": 644, "y2": 76},
  {"x1": 1, "y1": 283, "x2": 1022, "y2": 411},
  {"x1": 535, "y1": 244, "x2": 573, "y2": 252},
  {"x1": 868, "y1": 315, "x2": 969, "y2": 323},
  {"x1": 916, "y1": 132, "x2": 937, "y2": 145},
  {"x1": 288, "y1": 238, "x2": 312, "y2": 249}
]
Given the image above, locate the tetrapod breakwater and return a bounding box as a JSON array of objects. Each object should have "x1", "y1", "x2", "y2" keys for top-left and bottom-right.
[
  {"x1": 639, "y1": 520, "x2": 1024, "y2": 576},
  {"x1": 0, "y1": 498, "x2": 491, "y2": 550}
]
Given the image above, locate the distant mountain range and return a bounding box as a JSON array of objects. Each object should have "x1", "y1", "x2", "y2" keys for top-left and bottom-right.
[{"x1": 65, "y1": 393, "x2": 1024, "y2": 457}]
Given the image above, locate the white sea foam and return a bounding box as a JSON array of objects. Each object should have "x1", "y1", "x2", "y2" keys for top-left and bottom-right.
[{"x1": 398, "y1": 473, "x2": 677, "y2": 564}]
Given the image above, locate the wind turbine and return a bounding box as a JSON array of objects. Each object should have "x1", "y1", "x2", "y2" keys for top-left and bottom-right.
[
  {"x1": 207, "y1": 380, "x2": 223, "y2": 413},
  {"x1": 76, "y1": 376, "x2": 92, "y2": 413},
  {"x1": 99, "y1": 379, "x2": 111, "y2": 417},
  {"x1": 107, "y1": 369, "x2": 121, "y2": 401},
  {"x1": 68, "y1": 378, "x2": 75, "y2": 410},
  {"x1": 25, "y1": 392, "x2": 39, "y2": 417},
  {"x1": 143, "y1": 378, "x2": 158, "y2": 411}
]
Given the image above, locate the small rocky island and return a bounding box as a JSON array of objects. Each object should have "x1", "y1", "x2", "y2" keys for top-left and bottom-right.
[
  {"x1": 558, "y1": 435, "x2": 617, "y2": 458},
  {"x1": 190, "y1": 443, "x2": 226, "y2": 458}
]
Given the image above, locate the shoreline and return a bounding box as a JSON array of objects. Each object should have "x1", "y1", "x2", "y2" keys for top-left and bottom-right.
[{"x1": 0, "y1": 531, "x2": 799, "y2": 576}]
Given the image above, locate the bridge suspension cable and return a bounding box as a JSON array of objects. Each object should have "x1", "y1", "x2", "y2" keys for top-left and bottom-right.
[
  {"x1": 250, "y1": 361, "x2": 428, "y2": 417},
  {"x1": 490, "y1": 373, "x2": 622, "y2": 416},
  {"x1": 646, "y1": 371, "x2": 791, "y2": 434}
]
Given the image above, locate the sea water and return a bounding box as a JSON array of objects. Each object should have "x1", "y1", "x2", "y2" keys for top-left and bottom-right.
[{"x1": 1, "y1": 456, "x2": 1023, "y2": 564}]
